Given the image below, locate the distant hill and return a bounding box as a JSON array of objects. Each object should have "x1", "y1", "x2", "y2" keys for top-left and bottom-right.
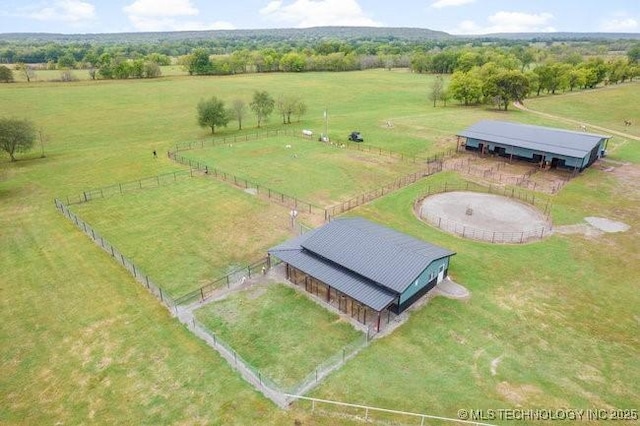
[
  {"x1": 479, "y1": 32, "x2": 640, "y2": 41},
  {"x1": 0, "y1": 26, "x2": 453, "y2": 44}
]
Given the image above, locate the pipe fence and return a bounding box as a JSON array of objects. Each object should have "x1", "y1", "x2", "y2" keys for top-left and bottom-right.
[
  {"x1": 324, "y1": 160, "x2": 443, "y2": 220},
  {"x1": 414, "y1": 181, "x2": 553, "y2": 244}
]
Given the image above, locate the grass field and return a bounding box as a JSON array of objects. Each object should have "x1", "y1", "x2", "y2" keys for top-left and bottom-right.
[
  {"x1": 178, "y1": 135, "x2": 422, "y2": 206},
  {"x1": 194, "y1": 284, "x2": 365, "y2": 389},
  {"x1": 1, "y1": 70, "x2": 639, "y2": 424},
  {"x1": 71, "y1": 176, "x2": 293, "y2": 298},
  {"x1": 309, "y1": 168, "x2": 640, "y2": 418}
]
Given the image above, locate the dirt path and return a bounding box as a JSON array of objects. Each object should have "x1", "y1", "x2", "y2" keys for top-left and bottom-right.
[{"x1": 513, "y1": 102, "x2": 640, "y2": 142}]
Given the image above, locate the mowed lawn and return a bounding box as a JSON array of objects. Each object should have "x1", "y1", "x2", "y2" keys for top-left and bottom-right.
[
  {"x1": 179, "y1": 136, "x2": 422, "y2": 206},
  {"x1": 312, "y1": 166, "x2": 640, "y2": 419},
  {"x1": 71, "y1": 176, "x2": 293, "y2": 299},
  {"x1": 195, "y1": 284, "x2": 365, "y2": 389},
  {"x1": 2, "y1": 69, "x2": 639, "y2": 424}
]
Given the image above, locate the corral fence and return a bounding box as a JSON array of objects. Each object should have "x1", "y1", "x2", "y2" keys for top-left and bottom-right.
[
  {"x1": 324, "y1": 160, "x2": 444, "y2": 220},
  {"x1": 63, "y1": 169, "x2": 193, "y2": 205},
  {"x1": 54, "y1": 198, "x2": 178, "y2": 312},
  {"x1": 53, "y1": 196, "x2": 372, "y2": 408},
  {"x1": 285, "y1": 395, "x2": 495, "y2": 426},
  {"x1": 187, "y1": 317, "x2": 370, "y2": 408},
  {"x1": 444, "y1": 156, "x2": 569, "y2": 194},
  {"x1": 172, "y1": 129, "x2": 299, "y2": 153},
  {"x1": 171, "y1": 128, "x2": 454, "y2": 166},
  {"x1": 174, "y1": 257, "x2": 275, "y2": 306},
  {"x1": 168, "y1": 151, "x2": 324, "y2": 216},
  {"x1": 414, "y1": 181, "x2": 553, "y2": 244}
]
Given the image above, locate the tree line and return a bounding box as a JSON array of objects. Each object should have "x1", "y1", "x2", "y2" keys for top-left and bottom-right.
[{"x1": 197, "y1": 91, "x2": 307, "y2": 134}]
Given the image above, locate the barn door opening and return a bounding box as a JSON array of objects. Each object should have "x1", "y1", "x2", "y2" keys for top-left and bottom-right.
[{"x1": 437, "y1": 264, "x2": 445, "y2": 283}]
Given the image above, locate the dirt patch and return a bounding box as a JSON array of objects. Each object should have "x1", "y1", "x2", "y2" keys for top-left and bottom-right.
[
  {"x1": 555, "y1": 217, "x2": 630, "y2": 237},
  {"x1": 419, "y1": 191, "x2": 551, "y2": 243},
  {"x1": 584, "y1": 217, "x2": 630, "y2": 233},
  {"x1": 496, "y1": 381, "x2": 544, "y2": 406}
]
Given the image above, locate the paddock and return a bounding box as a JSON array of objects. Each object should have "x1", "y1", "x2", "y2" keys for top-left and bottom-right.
[{"x1": 418, "y1": 191, "x2": 553, "y2": 243}]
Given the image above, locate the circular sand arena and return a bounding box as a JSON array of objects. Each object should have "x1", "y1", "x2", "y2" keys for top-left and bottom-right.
[{"x1": 418, "y1": 191, "x2": 552, "y2": 243}]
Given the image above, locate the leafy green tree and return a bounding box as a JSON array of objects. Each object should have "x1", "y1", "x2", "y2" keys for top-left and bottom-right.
[
  {"x1": 197, "y1": 97, "x2": 229, "y2": 134},
  {"x1": 627, "y1": 44, "x2": 640, "y2": 64},
  {"x1": 143, "y1": 61, "x2": 162, "y2": 78},
  {"x1": 250, "y1": 90, "x2": 275, "y2": 128},
  {"x1": 449, "y1": 71, "x2": 482, "y2": 105},
  {"x1": 0, "y1": 118, "x2": 36, "y2": 161},
  {"x1": 0, "y1": 65, "x2": 14, "y2": 83},
  {"x1": 483, "y1": 70, "x2": 530, "y2": 110},
  {"x1": 57, "y1": 52, "x2": 76, "y2": 69},
  {"x1": 280, "y1": 52, "x2": 306, "y2": 72},
  {"x1": 567, "y1": 69, "x2": 586, "y2": 91},
  {"x1": 190, "y1": 48, "x2": 213, "y2": 75}
]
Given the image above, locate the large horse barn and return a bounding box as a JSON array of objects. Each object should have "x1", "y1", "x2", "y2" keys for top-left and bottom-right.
[
  {"x1": 268, "y1": 217, "x2": 455, "y2": 332},
  {"x1": 457, "y1": 120, "x2": 611, "y2": 172}
]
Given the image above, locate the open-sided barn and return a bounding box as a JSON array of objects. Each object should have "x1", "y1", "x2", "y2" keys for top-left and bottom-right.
[
  {"x1": 457, "y1": 120, "x2": 611, "y2": 171},
  {"x1": 268, "y1": 217, "x2": 455, "y2": 331}
]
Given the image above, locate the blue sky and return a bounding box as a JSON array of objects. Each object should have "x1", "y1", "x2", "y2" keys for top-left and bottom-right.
[{"x1": 0, "y1": 0, "x2": 638, "y2": 35}]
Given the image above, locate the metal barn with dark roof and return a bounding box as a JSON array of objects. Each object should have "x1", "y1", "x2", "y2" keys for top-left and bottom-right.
[
  {"x1": 457, "y1": 120, "x2": 611, "y2": 171},
  {"x1": 268, "y1": 217, "x2": 455, "y2": 331}
]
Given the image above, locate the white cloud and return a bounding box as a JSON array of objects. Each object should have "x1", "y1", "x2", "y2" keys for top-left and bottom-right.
[
  {"x1": 123, "y1": 0, "x2": 233, "y2": 31},
  {"x1": 127, "y1": 17, "x2": 235, "y2": 32},
  {"x1": 430, "y1": 0, "x2": 475, "y2": 9},
  {"x1": 123, "y1": 0, "x2": 198, "y2": 18},
  {"x1": 451, "y1": 11, "x2": 556, "y2": 34},
  {"x1": 599, "y1": 16, "x2": 639, "y2": 32},
  {"x1": 259, "y1": 0, "x2": 381, "y2": 28},
  {"x1": 22, "y1": 0, "x2": 96, "y2": 23}
]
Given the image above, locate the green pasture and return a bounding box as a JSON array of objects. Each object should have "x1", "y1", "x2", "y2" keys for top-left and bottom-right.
[
  {"x1": 71, "y1": 177, "x2": 293, "y2": 299},
  {"x1": 179, "y1": 135, "x2": 422, "y2": 206},
  {"x1": 312, "y1": 169, "x2": 640, "y2": 420},
  {"x1": 524, "y1": 82, "x2": 640, "y2": 162},
  {"x1": 195, "y1": 284, "x2": 364, "y2": 389},
  {"x1": 2, "y1": 70, "x2": 639, "y2": 424}
]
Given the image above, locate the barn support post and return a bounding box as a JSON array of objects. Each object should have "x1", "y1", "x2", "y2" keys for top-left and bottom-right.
[{"x1": 376, "y1": 312, "x2": 381, "y2": 332}]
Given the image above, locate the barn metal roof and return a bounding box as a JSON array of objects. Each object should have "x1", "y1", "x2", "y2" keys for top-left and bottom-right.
[
  {"x1": 271, "y1": 248, "x2": 397, "y2": 311},
  {"x1": 269, "y1": 217, "x2": 455, "y2": 310},
  {"x1": 457, "y1": 120, "x2": 610, "y2": 159}
]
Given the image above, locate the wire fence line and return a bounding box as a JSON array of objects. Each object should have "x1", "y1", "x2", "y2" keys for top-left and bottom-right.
[
  {"x1": 63, "y1": 169, "x2": 194, "y2": 205},
  {"x1": 54, "y1": 198, "x2": 179, "y2": 312},
  {"x1": 414, "y1": 181, "x2": 553, "y2": 244},
  {"x1": 186, "y1": 316, "x2": 370, "y2": 408},
  {"x1": 172, "y1": 128, "x2": 453, "y2": 166},
  {"x1": 324, "y1": 160, "x2": 444, "y2": 220},
  {"x1": 285, "y1": 395, "x2": 495, "y2": 426},
  {"x1": 53, "y1": 198, "x2": 370, "y2": 408},
  {"x1": 172, "y1": 129, "x2": 300, "y2": 153},
  {"x1": 169, "y1": 151, "x2": 325, "y2": 216}
]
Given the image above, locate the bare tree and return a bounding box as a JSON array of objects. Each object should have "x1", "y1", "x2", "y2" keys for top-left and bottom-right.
[
  {"x1": 15, "y1": 62, "x2": 35, "y2": 83},
  {"x1": 429, "y1": 75, "x2": 444, "y2": 107},
  {"x1": 230, "y1": 99, "x2": 247, "y2": 130}
]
